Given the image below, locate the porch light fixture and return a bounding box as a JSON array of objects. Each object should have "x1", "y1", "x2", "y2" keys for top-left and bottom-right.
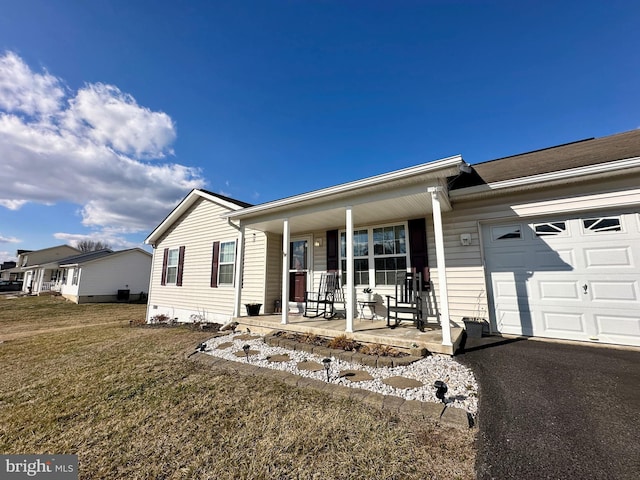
[
  {"x1": 242, "y1": 344, "x2": 250, "y2": 362},
  {"x1": 314, "y1": 238, "x2": 322, "y2": 247},
  {"x1": 322, "y1": 357, "x2": 332, "y2": 382}
]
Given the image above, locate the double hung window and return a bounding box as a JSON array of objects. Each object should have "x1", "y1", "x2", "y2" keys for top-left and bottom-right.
[
  {"x1": 165, "y1": 248, "x2": 180, "y2": 284},
  {"x1": 218, "y1": 241, "x2": 236, "y2": 285},
  {"x1": 340, "y1": 223, "x2": 409, "y2": 286}
]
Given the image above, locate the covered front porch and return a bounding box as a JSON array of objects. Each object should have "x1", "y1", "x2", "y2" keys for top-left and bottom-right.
[
  {"x1": 234, "y1": 313, "x2": 465, "y2": 355},
  {"x1": 226, "y1": 155, "x2": 470, "y2": 354}
]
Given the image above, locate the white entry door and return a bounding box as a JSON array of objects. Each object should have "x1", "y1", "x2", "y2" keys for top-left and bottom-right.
[{"x1": 483, "y1": 212, "x2": 640, "y2": 347}]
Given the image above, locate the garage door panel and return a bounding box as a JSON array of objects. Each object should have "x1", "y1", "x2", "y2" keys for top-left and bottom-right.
[
  {"x1": 535, "y1": 248, "x2": 576, "y2": 270},
  {"x1": 496, "y1": 309, "x2": 529, "y2": 333},
  {"x1": 542, "y1": 312, "x2": 585, "y2": 334},
  {"x1": 538, "y1": 281, "x2": 580, "y2": 300},
  {"x1": 595, "y1": 315, "x2": 640, "y2": 346},
  {"x1": 493, "y1": 277, "x2": 524, "y2": 299},
  {"x1": 490, "y1": 251, "x2": 527, "y2": 270},
  {"x1": 584, "y1": 247, "x2": 633, "y2": 268},
  {"x1": 590, "y1": 281, "x2": 638, "y2": 302}
]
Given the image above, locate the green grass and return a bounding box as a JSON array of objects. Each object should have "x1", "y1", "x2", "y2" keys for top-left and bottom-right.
[{"x1": 0, "y1": 296, "x2": 475, "y2": 479}]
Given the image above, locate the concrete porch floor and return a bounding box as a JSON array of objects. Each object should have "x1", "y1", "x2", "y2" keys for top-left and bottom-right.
[{"x1": 234, "y1": 314, "x2": 464, "y2": 355}]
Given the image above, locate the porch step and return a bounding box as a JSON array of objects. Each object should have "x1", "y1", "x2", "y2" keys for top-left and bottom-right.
[{"x1": 234, "y1": 314, "x2": 464, "y2": 355}]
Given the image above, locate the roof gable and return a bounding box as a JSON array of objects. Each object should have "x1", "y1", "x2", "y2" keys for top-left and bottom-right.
[{"x1": 145, "y1": 189, "x2": 251, "y2": 245}]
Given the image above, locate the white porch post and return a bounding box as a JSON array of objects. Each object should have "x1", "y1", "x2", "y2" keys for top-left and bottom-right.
[
  {"x1": 281, "y1": 218, "x2": 290, "y2": 325},
  {"x1": 428, "y1": 187, "x2": 452, "y2": 347},
  {"x1": 233, "y1": 223, "x2": 245, "y2": 318},
  {"x1": 345, "y1": 206, "x2": 354, "y2": 333}
]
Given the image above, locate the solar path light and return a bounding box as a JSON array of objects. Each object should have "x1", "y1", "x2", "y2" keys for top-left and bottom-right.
[{"x1": 322, "y1": 358, "x2": 332, "y2": 382}]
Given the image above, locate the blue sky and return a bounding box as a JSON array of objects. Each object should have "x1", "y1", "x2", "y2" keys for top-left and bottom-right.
[{"x1": 1, "y1": 0, "x2": 639, "y2": 261}]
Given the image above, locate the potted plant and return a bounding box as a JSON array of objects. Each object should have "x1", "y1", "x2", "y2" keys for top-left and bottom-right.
[
  {"x1": 362, "y1": 287, "x2": 373, "y2": 302},
  {"x1": 463, "y1": 291, "x2": 488, "y2": 338},
  {"x1": 245, "y1": 303, "x2": 262, "y2": 316},
  {"x1": 462, "y1": 317, "x2": 486, "y2": 338}
]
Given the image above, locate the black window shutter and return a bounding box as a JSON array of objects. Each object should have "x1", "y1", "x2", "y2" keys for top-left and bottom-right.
[
  {"x1": 210, "y1": 241, "x2": 220, "y2": 288},
  {"x1": 326, "y1": 229, "x2": 339, "y2": 271},
  {"x1": 408, "y1": 218, "x2": 429, "y2": 286},
  {"x1": 176, "y1": 246, "x2": 185, "y2": 287},
  {"x1": 161, "y1": 248, "x2": 169, "y2": 286}
]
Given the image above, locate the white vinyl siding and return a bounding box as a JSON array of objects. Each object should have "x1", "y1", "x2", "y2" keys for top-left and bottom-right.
[{"x1": 147, "y1": 197, "x2": 268, "y2": 322}]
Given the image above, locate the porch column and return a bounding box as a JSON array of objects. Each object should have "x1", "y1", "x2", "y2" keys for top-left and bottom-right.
[
  {"x1": 428, "y1": 186, "x2": 452, "y2": 347},
  {"x1": 281, "y1": 218, "x2": 290, "y2": 325},
  {"x1": 345, "y1": 206, "x2": 354, "y2": 333},
  {"x1": 233, "y1": 223, "x2": 245, "y2": 318}
]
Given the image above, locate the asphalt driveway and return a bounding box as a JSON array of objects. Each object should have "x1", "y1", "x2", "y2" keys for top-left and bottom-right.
[{"x1": 458, "y1": 339, "x2": 640, "y2": 479}]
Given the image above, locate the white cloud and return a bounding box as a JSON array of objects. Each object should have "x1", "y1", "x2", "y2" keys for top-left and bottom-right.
[
  {"x1": 0, "y1": 234, "x2": 21, "y2": 243},
  {"x1": 0, "y1": 51, "x2": 65, "y2": 117},
  {"x1": 0, "y1": 51, "x2": 205, "y2": 235},
  {"x1": 62, "y1": 83, "x2": 176, "y2": 159},
  {"x1": 0, "y1": 250, "x2": 17, "y2": 263}
]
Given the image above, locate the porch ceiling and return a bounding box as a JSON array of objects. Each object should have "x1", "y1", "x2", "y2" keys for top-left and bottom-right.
[{"x1": 240, "y1": 184, "x2": 448, "y2": 234}]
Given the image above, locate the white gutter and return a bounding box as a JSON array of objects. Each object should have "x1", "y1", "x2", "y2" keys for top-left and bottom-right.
[{"x1": 224, "y1": 155, "x2": 464, "y2": 219}]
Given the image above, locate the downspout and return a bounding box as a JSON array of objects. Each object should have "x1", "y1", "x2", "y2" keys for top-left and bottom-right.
[
  {"x1": 145, "y1": 244, "x2": 156, "y2": 323},
  {"x1": 227, "y1": 218, "x2": 245, "y2": 318}
]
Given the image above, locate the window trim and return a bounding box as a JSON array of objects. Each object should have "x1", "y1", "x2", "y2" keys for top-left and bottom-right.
[
  {"x1": 217, "y1": 239, "x2": 237, "y2": 286},
  {"x1": 339, "y1": 221, "x2": 411, "y2": 287}
]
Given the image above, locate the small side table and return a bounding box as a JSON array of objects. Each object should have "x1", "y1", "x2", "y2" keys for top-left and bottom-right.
[{"x1": 358, "y1": 300, "x2": 379, "y2": 321}]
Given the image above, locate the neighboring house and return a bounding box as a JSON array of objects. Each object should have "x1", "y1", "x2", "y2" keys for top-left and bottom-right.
[
  {"x1": 16, "y1": 245, "x2": 82, "y2": 294},
  {"x1": 57, "y1": 248, "x2": 152, "y2": 303},
  {"x1": 0, "y1": 261, "x2": 17, "y2": 281},
  {"x1": 145, "y1": 129, "x2": 640, "y2": 349}
]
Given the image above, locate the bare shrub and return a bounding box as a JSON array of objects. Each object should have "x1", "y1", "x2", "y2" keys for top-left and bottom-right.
[{"x1": 327, "y1": 334, "x2": 359, "y2": 351}]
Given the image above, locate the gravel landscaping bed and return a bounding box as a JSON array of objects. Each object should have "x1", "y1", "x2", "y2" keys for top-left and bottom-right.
[{"x1": 202, "y1": 331, "x2": 479, "y2": 414}]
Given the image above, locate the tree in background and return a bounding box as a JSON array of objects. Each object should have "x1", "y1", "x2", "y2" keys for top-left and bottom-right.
[{"x1": 76, "y1": 240, "x2": 112, "y2": 252}]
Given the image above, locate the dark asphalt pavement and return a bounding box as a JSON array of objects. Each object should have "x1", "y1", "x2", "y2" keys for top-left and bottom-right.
[{"x1": 458, "y1": 339, "x2": 640, "y2": 479}]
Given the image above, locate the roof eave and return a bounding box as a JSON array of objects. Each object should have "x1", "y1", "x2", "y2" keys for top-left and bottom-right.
[
  {"x1": 451, "y1": 156, "x2": 640, "y2": 200},
  {"x1": 224, "y1": 155, "x2": 464, "y2": 220}
]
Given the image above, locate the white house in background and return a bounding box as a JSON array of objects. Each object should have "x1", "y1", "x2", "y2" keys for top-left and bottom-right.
[
  {"x1": 145, "y1": 129, "x2": 640, "y2": 350},
  {"x1": 57, "y1": 248, "x2": 152, "y2": 303},
  {"x1": 16, "y1": 245, "x2": 82, "y2": 294}
]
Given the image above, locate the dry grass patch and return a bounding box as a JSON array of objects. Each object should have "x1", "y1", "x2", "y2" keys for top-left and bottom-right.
[{"x1": 0, "y1": 296, "x2": 475, "y2": 479}]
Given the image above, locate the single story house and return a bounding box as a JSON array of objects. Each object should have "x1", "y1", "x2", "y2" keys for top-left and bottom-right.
[
  {"x1": 0, "y1": 261, "x2": 17, "y2": 281},
  {"x1": 15, "y1": 245, "x2": 82, "y2": 294},
  {"x1": 145, "y1": 129, "x2": 640, "y2": 351},
  {"x1": 56, "y1": 248, "x2": 152, "y2": 303},
  {"x1": 11, "y1": 246, "x2": 151, "y2": 303}
]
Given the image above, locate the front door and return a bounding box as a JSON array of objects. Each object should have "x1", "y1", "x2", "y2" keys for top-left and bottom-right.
[{"x1": 289, "y1": 238, "x2": 310, "y2": 302}]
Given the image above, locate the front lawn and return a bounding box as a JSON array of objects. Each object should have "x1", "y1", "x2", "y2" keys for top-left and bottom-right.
[{"x1": 0, "y1": 296, "x2": 475, "y2": 479}]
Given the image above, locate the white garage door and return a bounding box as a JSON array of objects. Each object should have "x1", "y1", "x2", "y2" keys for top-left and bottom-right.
[{"x1": 483, "y1": 211, "x2": 640, "y2": 347}]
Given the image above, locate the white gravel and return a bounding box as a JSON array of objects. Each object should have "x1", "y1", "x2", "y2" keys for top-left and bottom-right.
[{"x1": 202, "y1": 332, "x2": 478, "y2": 414}]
